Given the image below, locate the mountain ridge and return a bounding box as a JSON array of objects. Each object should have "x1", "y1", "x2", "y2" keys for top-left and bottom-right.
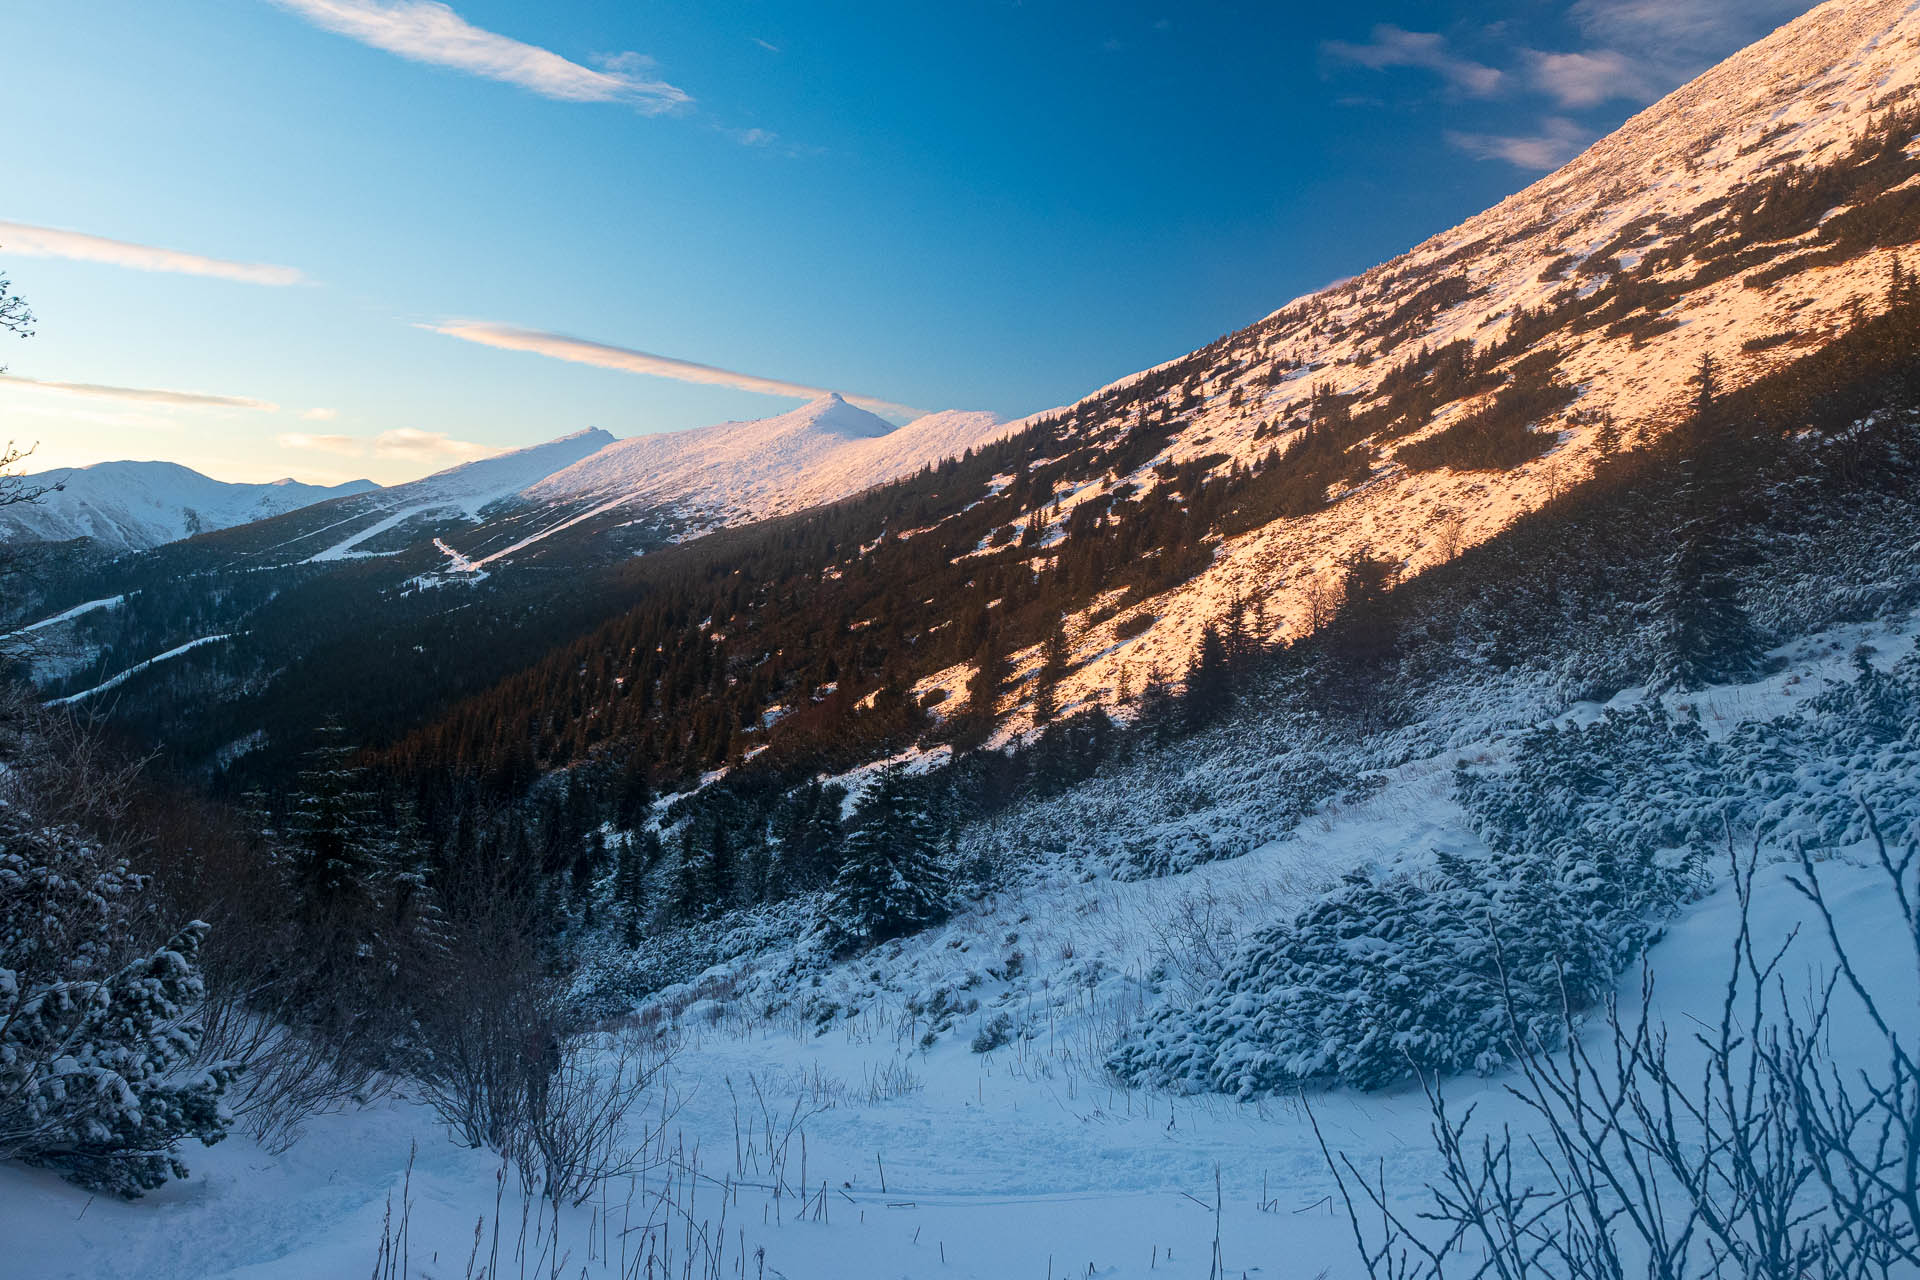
[
  {"x1": 0, "y1": 459, "x2": 378, "y2": 552},
  {"x1": 518, "y1": 394, "x2": 1010, "y2": 535},
  {"x1": 950, "y1": 0, "x2": 1920, "y2": 732}
]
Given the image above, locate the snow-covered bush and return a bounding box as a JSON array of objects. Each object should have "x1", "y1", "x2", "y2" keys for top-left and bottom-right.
[
  {"x1": 1325, "y1": 830, "x2": 1920, "y2": 1280},
  {"x1": 1111, "y1": 649, "x2": 1920, "y2": 1098},
  {"x1": 0, "y1": 809, "x2": 231, "y2": 1195},
  {"x1": 957, "y1": 722, "x2": 1360, "y2": 884},
  {"x1": 1109, "y1": 842, "x2": 1696, "y2": 1095},
  {"x1": 970, "y1": 1011, "x2": 1015, "y2": 1054}
]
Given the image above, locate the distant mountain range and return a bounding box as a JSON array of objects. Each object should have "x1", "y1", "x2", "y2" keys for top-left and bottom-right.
[
  {"x1": 6, "y1": 397, "x2": 1009, "y2": 564},
  {"x1": 0, "y1": 461, "x2": 377, "y2": 551}
]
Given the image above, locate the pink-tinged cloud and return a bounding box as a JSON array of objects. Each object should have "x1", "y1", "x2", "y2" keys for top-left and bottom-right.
[
  {"x1": 1526, "y1": 49, "x2": 1657, "y2": 108},
  {"x1": 0, "y1": 220, "x2": 304, "y2": 286},
  {"x1": 271, "y1": 0, "x2": 691, "y2": 111},
  {"x1": 373, "y1": 427, "x2": 500, "y2": 462},
  {"x1": 1446, "y1": 117, "x2": 1591, "y2": 171},
  {"x1": 279, "y1": 427, "x2": 501, "y2": 462},
  {"x1": 277, "y1": 432, "x2": 361, "y2": 454},
  {"x1": 425, "y1": 321, "x2": 924, "y2": 419},
  {"x1": 4, "y1": 375, "x2": 279, "y2": 411}
]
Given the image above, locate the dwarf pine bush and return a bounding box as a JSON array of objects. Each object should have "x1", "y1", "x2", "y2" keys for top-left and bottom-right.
[{"x1": 1110, "y1": 653, "x2": 1920, "y2": 1097}]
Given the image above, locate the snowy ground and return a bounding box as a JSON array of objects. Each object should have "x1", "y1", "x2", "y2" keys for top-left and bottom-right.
[
  {"x1": 1, "y1": 855, "x2": 1901, "y2": 1280},
  {"x1": 5, "y1": 610, "x2": 1914, "y2": 1279}
]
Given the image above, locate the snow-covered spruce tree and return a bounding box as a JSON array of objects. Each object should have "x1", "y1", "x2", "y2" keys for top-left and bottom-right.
[
  {"x1": 611, "y1": 833, "x2": 650, "y2": 946},
  {"x1": 0, "y1": 808, "x2": 231, "y2": 1196},
  {"x1": 814, "y1": 764, "x2": 951, "y2": 956}
]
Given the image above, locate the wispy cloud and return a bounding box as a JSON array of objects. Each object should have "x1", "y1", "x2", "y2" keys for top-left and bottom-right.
[
  {"x1": 1323, "y1": 25, "x2": 1504, "y2": 97},
  {"x1": 1446, "y1": 116, "x2": 1591, "y2": 171},
  {"x1": 300, "y1": 406, "x2": 339, "y2": 421},
  {"x1": 425, "y1": 321, "x2": 924, "y2": 419},
  {"x1": 270, "y1": 0, "x2": 691, "y2": 111},
  {"x1": 1569, "y1": 0, "x2": 1811, "y2": 83},
  {"x1": 752, "y1": 37, "x2": 780, "y2": 54},
  {"x1": 278, "y1": 426, "x2": 500, "y2": 463},
  {"x1": 1525, "y1": 48, "x2": 1657, "y2": 108},
  {"x1": 0, "y1": 220, "x2": 305, "y2": 286},
  {"x1": 722, "y1": 125, "x2": 779, "y2": 148},
  {"x1": 3, "y1": 375, "x2": 279, "y2": 411}
]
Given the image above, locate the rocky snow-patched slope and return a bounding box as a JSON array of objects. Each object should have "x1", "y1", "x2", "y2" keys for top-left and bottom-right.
[{"x1": 923, "y1": 0, "x2": 1920, "y2": 735}]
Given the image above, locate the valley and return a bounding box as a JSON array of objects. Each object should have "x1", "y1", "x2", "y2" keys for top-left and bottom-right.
[{"x1": 4, "y1": 1, "x2": 1920, "y2": 1276}]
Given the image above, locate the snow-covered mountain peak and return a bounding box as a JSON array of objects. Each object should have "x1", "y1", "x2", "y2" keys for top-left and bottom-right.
[{"x1": 518, "y1": 398, "x2": 1008, "y2": 527}]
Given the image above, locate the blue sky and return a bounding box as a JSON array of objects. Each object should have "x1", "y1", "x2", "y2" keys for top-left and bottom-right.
[{"x1": 4, "y1": 0, "x2": 1814, "y2": 484}]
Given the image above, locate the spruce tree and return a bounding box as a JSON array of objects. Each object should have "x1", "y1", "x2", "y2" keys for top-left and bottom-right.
[
  {"x1": 774, "y1": 781, "x2": 845, "y2": 892},
  {"x1": 1649, "y1": 348, "x2": 1766, "y2": 691},
  {"x1": 1032, "y1": 620, "x2": 1069, "y2": 724},
  {"x1": 1135, "y1": 664, "x2": 1178, "y2": 745},
  {"x1": 1332, "y1": 546, "x2": 1399, "y2": 678},
  {"x1": 1648, "y1": 537, "x2": 1762, "y2": 691},
  {"x1": 670, "y1": 841, "x2": 704, "y2": 924},
  {"x1": 1027, "y1": 720, "x2": 1072, "y2": 797},
  {"x1": 817, "y1": 765, "x2": 951, "y2": 955},
  {"x1": 698, "y1": 818, "x2": 737, "y2": 917},
  {"x1": 284, "y1": 720, "x2": 390, "y2": 916},
  {"x1": 612, "y1": 834, "x2": 647, "y2": 945},
  {"x1": 1591, "y1": 412, "x2": 1623, "y2": 458},
  {"x1": 953, "y1": 632, "x2": 1007, "y2": 750},
  {"x1": 569, "y1": 828, "x2": 605, "y2": 916},
  {"x1": 1183, "y1": 625, "x2": 1232, "y2": 728},
  {"x1": 614, "y1": 754, "x2": 653, "y2": 829}
]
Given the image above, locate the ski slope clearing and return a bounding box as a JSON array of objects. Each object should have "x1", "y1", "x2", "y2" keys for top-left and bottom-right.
[
  {"x1": 14, "y1": 594, "x2": 126, "y2": 633},
  {"x1": 47, "y1": 633, "x2": 232, "y2": 706},
  {"x1": 301, "y1": 429, "x2": 616, "y2": 563}
]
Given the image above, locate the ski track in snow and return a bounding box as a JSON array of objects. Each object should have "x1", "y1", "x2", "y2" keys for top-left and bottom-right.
[{"x1": 437, "y1": 493, "x2": 634, "y2": 574}]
